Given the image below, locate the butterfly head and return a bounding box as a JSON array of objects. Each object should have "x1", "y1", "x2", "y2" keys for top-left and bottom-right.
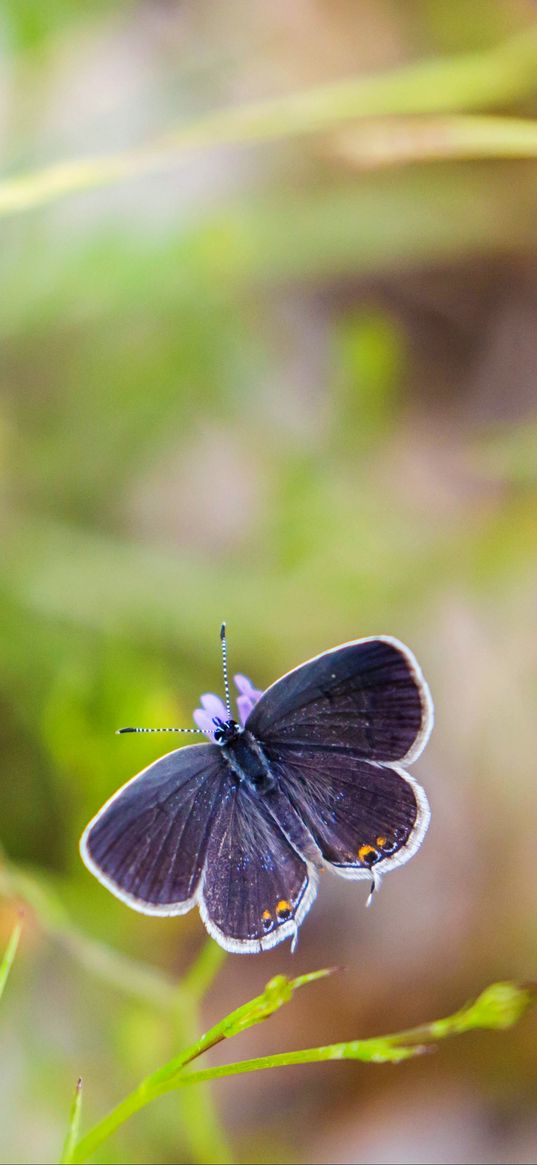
[
  {"x1": 212, "y1": 717, "x2": 242, "y2": 746},
  {"x1": 193, "y1": 674, "x2": 263, "y2": 742}
]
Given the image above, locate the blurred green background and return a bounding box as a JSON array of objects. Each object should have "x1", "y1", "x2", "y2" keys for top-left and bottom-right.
[{"x1": 1, "y1": 1, "x2": 537, "y2": 1162}]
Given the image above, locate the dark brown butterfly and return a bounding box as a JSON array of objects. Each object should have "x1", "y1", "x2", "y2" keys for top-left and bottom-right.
[{"x1": 80, "y1": 630, "x2": 433, "y2": 954}]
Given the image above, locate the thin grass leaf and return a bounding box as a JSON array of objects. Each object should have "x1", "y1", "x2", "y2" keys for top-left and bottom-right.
[
  {"x1": 0, "y1": 915, "x2": 23, "y2": 1003},
  {"x1": 60, "y1": 1077, "x2": 83, "y2": 1165},
  {"x1": 335, "y1": 114, "x2": 537, "y2": 170},
  {"x1": 165, "y1": 979, "x2": 537, "y2": 1085},
  {"x1": 155, "y1": 968, "x2": 337, "y2": 1079},
  {"x1": 69, "y1": 976, "x2": 534, "y2": 1164},
  {"x1": 2, "y1": 27, "x2": 537, "y2": 217}
]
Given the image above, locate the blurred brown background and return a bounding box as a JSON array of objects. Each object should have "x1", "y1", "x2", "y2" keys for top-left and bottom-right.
[{"x1": 1, "y1": 2, "x2": 537, "y2": 1162}]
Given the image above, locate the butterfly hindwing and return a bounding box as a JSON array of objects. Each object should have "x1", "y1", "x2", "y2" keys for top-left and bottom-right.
[
  {"x1": 264, "y1": 743, "x2": 430, "y2": 878},
  {"x1": 80, "y1": 743, "x2": 228, "y2": 914},
  {"x1": 200, "y1": 782, "x2": 317, "y2": 952},
  {"x1": 246, "y1": 637, "x2": 432, "y2": 764}
]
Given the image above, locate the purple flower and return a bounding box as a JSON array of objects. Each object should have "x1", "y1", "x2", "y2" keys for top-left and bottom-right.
[
  {"x1": 193, "y1": 674, "x2": 263, "y2": 741},
  {"x1": 193, "y1": 693, "x2": 228, "y2": 739},
  {"x1": 233, "y1": 674, "x2": 263, "y2": 727}
]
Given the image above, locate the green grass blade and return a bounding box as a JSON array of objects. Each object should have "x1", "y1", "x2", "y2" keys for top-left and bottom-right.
[
  {"x1": 60, "y1": 1078, "x2": 83, "y2": 1165},
  {"x1": 153, "y1": 968, "x2": 337, "y2": 1082},
  {"x1": 2, "y1": 27, "x2": 537, "y2": 217},
  {"x1": 0, "y1": 916, "x2": 22, "y2": 1003},
  {"x1": 69, "y1": 977, "x2": 534, "y2": 1164},
  {"x1": 181, "y1": 979, "x2": 536, "y2": 1084},
  {"x1": 336, "y1": 114, "x2": 537, "y2": 169}
]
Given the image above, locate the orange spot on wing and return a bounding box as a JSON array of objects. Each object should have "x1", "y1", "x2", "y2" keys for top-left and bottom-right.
[
  {"x1": 376, "y1": 836, "x2": 387, "y2": 848},
  {"x1": 276, "y1": 899, "x2": 292, "y2": 918},
  {"x1": 358, "y1": 843, "x2": 378, "y2": 864}
]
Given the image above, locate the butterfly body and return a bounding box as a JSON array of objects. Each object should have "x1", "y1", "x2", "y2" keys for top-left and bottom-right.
[
  {"x1": 80, "y1": 635, "x2": 433, "y2": 954},
  {"x1": 220, "y1": 730, "x2": 278, "y2": 795}
]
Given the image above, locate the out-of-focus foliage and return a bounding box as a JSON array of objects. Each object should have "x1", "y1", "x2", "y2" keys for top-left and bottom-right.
[{"x1": 1, "y1": 2, "x2": 537, "y2": 1163}]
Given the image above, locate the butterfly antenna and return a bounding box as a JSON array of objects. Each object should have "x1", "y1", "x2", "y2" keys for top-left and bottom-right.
[
  {"x1": 117, "y1": 726, "x2": 204, "y2": 736},
  {"x1": 220, "y1": 621, "x2": 232, "y2": 717}
]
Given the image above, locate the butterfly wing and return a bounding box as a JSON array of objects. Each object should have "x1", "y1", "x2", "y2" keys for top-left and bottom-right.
[
  {"x1": 80, "y1": 743, "x2": 228, "y2": 915},
  {"x1": 263, "y1": 744, "x2": 429, "y2": 879},
  {"x1": 246, "y1": 637, "x2": 432, "y2": 879},
  {"x1": 245, "y1": 636, "x2": 433, "y2": 763},
  {"x1": 200, "y1": 783, "x2": 317, "y2": 953}
]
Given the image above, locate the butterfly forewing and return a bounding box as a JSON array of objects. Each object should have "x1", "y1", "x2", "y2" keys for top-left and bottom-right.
[
  {"x1": 246, "y1": 637, "x2": 432, "y2": 763},
  {"x1": 81, "y1": 744, "x2": 227, "y2": 913},
  {"x1": 200, "y1": 783, "x2": 317, "y2": 952}
]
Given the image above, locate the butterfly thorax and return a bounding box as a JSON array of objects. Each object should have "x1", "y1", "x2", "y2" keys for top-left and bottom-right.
[{"x1": 220, "y1": 729, "x2": 277, "y2": 795}]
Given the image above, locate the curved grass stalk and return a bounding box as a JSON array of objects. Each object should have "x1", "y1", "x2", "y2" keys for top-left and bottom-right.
[
  {"x1": 66, "y1": 976, "x2": 534, "y2": 1164},
  {"x1": 2, "y1": 28, "x2": 537, "y2": 217}
]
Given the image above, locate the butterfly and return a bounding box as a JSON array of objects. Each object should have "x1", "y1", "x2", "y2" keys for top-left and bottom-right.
[{"x1": 80, "y1": 627, "x2": 433, "y2": 954}]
